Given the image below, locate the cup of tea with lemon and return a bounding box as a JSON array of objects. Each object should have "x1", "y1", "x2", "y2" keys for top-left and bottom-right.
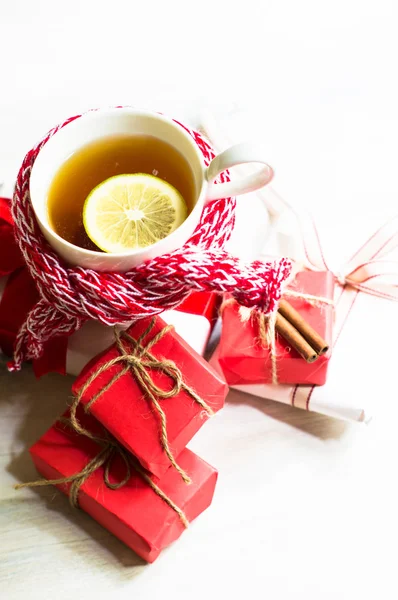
[{"x1": 29, "y1": 108, "x2": 273, "y2": 272}]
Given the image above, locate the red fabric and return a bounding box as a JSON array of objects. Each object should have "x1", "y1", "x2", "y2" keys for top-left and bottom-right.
[
  {"x1": 30, "y1": 406, "x2": 218, "y2": 562},
  {"x1": 72, "y1": 315, "x2": 228, "y2": 479},
  {"x1": 218, "y1": 271, "x2": 335, "y2": 386},
  {"x1": 0, "y1": 268, "x2": 39, "y2": 356},
  {"x1": 0, "y1": 197, "x2": 67, "y2": 374},
  {"x1": 0, "y1": 198, "x2": 25, "y2": 276},
  {"x1": 0, "y1": 197, "x2": 38, "y2": 356},
  {"x1": 32, "y1": 336, "x2": 68, "y2": 377}
]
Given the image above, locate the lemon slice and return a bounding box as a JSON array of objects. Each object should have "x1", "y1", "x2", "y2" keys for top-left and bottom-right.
[{"x1": 83, "y1": 173, "x2": 187, "y2": 253}]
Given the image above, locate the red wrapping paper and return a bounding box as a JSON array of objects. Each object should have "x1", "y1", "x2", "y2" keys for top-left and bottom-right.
[
  {"x1": 176, "y1": 291, "x2": 220, "y2": 324},
  {"x1": 29, "y1": 407, "x2": 218, "y2": 563},
  {"x1": 218, "y1": 271, "x2": 334, "y2": 386},
  {"x1": 72, "y1": 315, "x2": 228, "y2": 479}
]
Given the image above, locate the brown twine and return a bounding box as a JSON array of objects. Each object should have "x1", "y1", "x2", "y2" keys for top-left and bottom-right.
[
  {"x1": 283, "y1": 289, "x2": 334, "y2": 307},
  {"x1": 70, "y1": 318, "x2": 213, "y2": 485},
  {"x1": 220, "y1": 289, "x2": 333, "y2": 385},
  {"x1": 15, "y1": 416, "x2": 189, "y2": 527}
]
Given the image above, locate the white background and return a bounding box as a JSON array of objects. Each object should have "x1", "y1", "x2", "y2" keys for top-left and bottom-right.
[{"x1": 1, "y1": 2, "x2": 398, "y2": 599}]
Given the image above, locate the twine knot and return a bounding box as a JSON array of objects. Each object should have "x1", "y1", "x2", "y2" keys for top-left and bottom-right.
[
  {"x1": 60, "y1": 417, "x2": 132, "y2": 506},
  {"x1": 15, "y1": 415, "x2": 189, "y2": 528},
  {"x1": 125, "y1": 355, "x2": 142, "y2": 368},
  {"x1": 71, "y1": 319, "x2": 214, "y2": 484},
  {"x1": 222, "y1": 282, "x2": 334, "y2": 386}
]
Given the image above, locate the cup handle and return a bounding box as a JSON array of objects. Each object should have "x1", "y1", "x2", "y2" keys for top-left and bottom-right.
[{"x1": 204, "y1": 142, "x2": 274, "y2": 204}]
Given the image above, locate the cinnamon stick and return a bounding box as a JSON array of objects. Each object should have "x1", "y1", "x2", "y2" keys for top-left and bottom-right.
[
  {"x1": 275, "y1": 313, "x2": 318, "y2": 363},
  {"x1": 278, "y1": 299, "x2": 329, "y2": 355}
]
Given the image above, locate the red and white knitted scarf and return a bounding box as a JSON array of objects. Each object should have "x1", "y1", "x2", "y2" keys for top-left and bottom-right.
[{"x1": 9, "y1": 110, "x2": 292, "y2": 371}]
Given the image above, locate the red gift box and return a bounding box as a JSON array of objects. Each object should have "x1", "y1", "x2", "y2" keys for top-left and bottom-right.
[
  {"x1": 177, "y1": 291, "x2": 220, "y2": 324},
  {"x1": 217, "y1": 271, "x2": 334, "y2": 386},
  {"x1": 29, "y1": 407, "x2": 218, "y2": 563},
  {"x1": 72, "y1": 315, "x2": 228, "y2": 479}
]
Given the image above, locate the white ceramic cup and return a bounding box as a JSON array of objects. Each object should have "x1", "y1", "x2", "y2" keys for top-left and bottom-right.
[{"x1": 30, "y1": 107, "x2": 273, "y2": 272}]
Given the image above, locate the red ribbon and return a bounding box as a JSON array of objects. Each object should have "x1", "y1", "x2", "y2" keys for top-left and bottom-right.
[
  {"x1": 0, "y1": 197, "x2": 67, "y2": 376},
  {"x1": 287, "y1": 212, "x2": 398, "y2": 411}
]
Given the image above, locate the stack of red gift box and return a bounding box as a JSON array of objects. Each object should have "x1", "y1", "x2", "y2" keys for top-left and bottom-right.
[
  {"x1": 27, "y1": 312, "x2": 228, "y2": 563},
  {"x1": 20, "y1": 269, "x2": 334, "y2": 563}
]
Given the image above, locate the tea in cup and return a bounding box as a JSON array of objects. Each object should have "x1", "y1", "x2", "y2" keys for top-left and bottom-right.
[{"x1": 30, "y1": 108, "x2": 273, "y2": 272}]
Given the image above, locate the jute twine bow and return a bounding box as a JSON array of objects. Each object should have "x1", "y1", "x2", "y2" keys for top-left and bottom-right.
[
  {"x1": 15, "y1": 416, "x2": 189, "y2": 527},
  {"x1": 70, "y1": 318, "x2": 214, "y2": 484},
  {"x1": 221, "y1": 287, "x2": 334, "y2": 385}
]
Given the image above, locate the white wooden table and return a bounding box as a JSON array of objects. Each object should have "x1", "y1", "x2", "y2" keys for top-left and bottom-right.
[
  {"x1": 2, "y1": 364, "x2": 397, "y2": 600},
  {"x1": 1, "y1": 2, "x2": 398, "y2": 599}
]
